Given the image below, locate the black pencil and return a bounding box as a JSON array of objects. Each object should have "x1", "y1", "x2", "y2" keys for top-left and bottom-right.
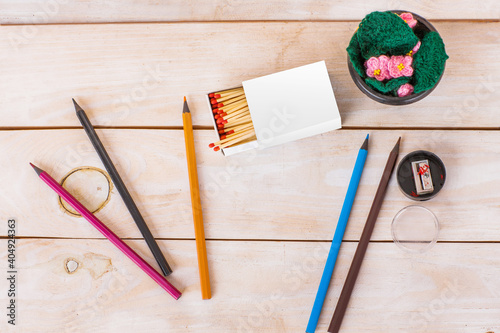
[
  {"x1": 328, "y1": 137, "x2": 401, "y2": 333},
  {"x1": 72, "y1": 99, "x2": 173, "y2": 276}
]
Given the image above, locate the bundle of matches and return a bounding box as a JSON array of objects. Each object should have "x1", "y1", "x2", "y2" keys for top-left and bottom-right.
[{"x1": 209, "y1": 87, "x2": 256, "y2": 152}]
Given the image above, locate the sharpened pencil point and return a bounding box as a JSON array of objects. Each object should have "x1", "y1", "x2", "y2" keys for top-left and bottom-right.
[
  {"x1": 395, "y1": 136, "x2": 401, "y2": 147},
  {"x1": 361, "y1": 134, "x2": 369, "y2": 151},
  {"x1": 391, "y1": 137, "x2": 401, "y2": 153},
  {"x1": 183, "y1": 97, "x2": 190, "y2": 113},
  {"x1": 72, "y1": 98, "x2": 83, "y2": 113},
  {"x1": 366, "y1": 134, "x2": 369, "y2": 140},
  {"x1": 30, "y1": 163, "x2": 43, "y2": 176}
]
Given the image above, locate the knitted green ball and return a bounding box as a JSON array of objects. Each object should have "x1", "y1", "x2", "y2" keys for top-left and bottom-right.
[
  {"x1": 347, "y1": 32, "x2": 366, "y2": 78},
  {"x1": 357, "y1": 11, "x2": 419, "y2": 58},
  {"x1": 412, "y1": 31, "x2": 449, "y2": 93},
  {"x1": 366, "y1": 76, "x2": 412, "y2": 94}
]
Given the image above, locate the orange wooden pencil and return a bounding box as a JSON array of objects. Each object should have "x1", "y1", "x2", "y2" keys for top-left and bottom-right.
[{"x1": 182, "y1": 96, "x2": 211, "y2": 300}]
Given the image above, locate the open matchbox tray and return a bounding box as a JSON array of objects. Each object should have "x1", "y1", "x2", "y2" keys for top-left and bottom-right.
[{"x1": 206, "y1": 61, "x2": 342, "y2": 156}]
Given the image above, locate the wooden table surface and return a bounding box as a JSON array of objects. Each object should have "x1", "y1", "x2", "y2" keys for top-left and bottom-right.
[{"x1": 1, "y1": 2, "x2": 500, "y2": 332}]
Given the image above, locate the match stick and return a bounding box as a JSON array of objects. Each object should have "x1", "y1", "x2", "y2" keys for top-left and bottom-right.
[
  {"x1": 209, "y1": 128, "x2": 255, "y2": 147},
  {"x1": 223, "y1": 117, "x2": 252, "y2": 127},
  {"x1": 211, "y1": 93, "x2": 245, "y2": 105},
  {"x1": 223, "y1": 109, "x2": 250, "y2": 119},
  {"x1": 218, "y1": 105, "x2": 248, "y2": 116},
  {"x1": 212, "y1": 91, "x2": 244, "y2": 102},
  {"x1": 218, "y1": 131, "x2": 257, "y2": 149},
  {"x1": 214, "y1": 98, "x2": 247, "y2": 109},
  {"x1": 222, "y1": 115, "x2": 251, "y2": 126},
  {"x1": 222, "y1": 120, "x2": 251, "y2": 130},
  {"x1": 218, "y1": 123, "x2": 252, "y2": 135},
  {"x1": 222, "y1": 105, "x2": 249, "y2": 114},
  {"x1": 218, "y1": 101, "x2": 248, "y2": 113},
  {"x1": 214, "y1": 95, "x2": 246, "y2": 106},
  {"x1": 223, "y1": 109, "x2": 249, "y2": 121},
  {"x1": 221, "y1": 123, "x2": 254, "y2": 135},
  {"x1": 211, "y1": 87, "x2": 243, "y2": 96}
]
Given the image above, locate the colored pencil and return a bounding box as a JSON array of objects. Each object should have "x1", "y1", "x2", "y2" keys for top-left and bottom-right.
[
  {"x1": 182, "y1": 97, "x2": 212, "y2": 300},
  {"x1": 72, "y1": 99, "x2": 173, "y2": 277},
  {"x1": 328, "y1": 137, "x2": 401, "y2": 333},
  {"x1": 306, "y1": 134, "x2": 369, "y2": 333},
  {"x1": 30, "y1": 163, "x2": 182, "y2": 300}
]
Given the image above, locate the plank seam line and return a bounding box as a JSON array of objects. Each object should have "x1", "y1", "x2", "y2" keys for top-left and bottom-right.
[
  {"x1": 0, "y1": 237, "x2": 499, "y2": 244},
  {"x1": 0, "y1": 126, "x2": 499, "y2": 132},
  {"x1": 1, "y1": 19, "x2": 498, "y2": 27}
]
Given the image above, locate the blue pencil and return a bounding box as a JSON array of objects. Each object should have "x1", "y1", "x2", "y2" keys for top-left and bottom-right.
[{"x1": 306, "y1": 134, "x2": 369, "y2": 333}]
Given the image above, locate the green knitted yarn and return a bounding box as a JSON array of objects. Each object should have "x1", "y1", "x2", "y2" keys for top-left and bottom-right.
[
  {"x1": 413, "y1": 31, "x2": 449, "y2": 93},
  {"x1": 366, "y1": 76, "x2": 411, "y2": 94},
  {"x1": 357, "y1": 11, "x2": 419, "y2": 58},
  {"x1": 347, "y1": 32, "x2": 366, "y2": 78}
]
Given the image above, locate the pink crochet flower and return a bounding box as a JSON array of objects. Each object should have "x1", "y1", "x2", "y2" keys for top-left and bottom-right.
[
  {"x1": 364, "y1": 55, "x2": 390, "y2": 81},
  {"x1": 399, "y1": 12, "x2": 418, "y2": 28},
  {"x1": 407, "y1": 41, "x2": 421, "y2": 56},
  {"x1": 388, "y1": 55, "x2": 413, "y2": 78},
  {"x1": 397, "y1": 83, "x2": 414, "y2": 97}
]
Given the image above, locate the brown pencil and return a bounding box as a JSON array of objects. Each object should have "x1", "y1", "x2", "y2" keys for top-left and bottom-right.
[{"x1": 327, "y1": 137, "x2": 401, "y2": 333}]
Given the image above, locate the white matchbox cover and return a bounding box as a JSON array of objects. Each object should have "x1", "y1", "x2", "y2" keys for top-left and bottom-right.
[{"x1": 208, "y1": 61, "x2": 342, "y2": 156}]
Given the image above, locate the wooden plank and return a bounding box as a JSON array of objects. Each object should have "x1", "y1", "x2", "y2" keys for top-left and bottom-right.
[
  {"x1": 1, "y1": 129, "x2": 499, "y2": 242},
  {"x1": 0, "y1": 239, "x2": 499, "y2": 332},
  {"x1": 1, "y1": 22, "x2": 499, "y2": 128},
  {"x1": 2, "y1": 0, "x2": 500, "y2": 24}
]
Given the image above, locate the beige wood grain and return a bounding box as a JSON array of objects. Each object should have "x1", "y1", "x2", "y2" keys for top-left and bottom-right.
[
  {"x1": 1, "y1": 129, "x2": 499, "y2": 242},
  {"x1": 0, "y1": 239, "x2": 499, "y2": 332},
  {"x1": 1, "y1": 22, "x2": 499, "y2": 128},
  {"x1": 1, "y1": 0, "x2": 499, "y2": 24}
]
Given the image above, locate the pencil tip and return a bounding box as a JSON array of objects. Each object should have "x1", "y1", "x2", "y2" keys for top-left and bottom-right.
[
  {"x1": 183, "y1": 97, "x2": 190, "y2": 113},
  {"x1": 366, "y1": 133, "x2": 369, "y2": 140},
  {"x1": 29, "y1": 162, "x2": 43, "y2": 176},
  {"x1": 72, "y1": 98, "x2": 83, "y2": 112},
  {"x1": 392, "y1": 136, "x2": 402, "y2": 152},
  {"x1": 361, "y1": 134, "x2": 369, "y2": 150}
]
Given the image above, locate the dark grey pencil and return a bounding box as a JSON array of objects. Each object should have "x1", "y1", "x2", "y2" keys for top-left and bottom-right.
[{"x1": 72, "y1": 99, "x2": 172, "y2": 276}]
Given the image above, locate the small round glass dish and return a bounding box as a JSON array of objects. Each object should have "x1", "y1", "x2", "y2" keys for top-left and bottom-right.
[{"x1": 391, "y1": 205, "x2": 439, "y2": 253}]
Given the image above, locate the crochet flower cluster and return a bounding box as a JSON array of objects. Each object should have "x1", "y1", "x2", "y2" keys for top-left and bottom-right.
[
  {"x1": 347, "y1": 10, "x2": 448, "y2": 99},
  {"x1": 364, "y1": 13, "x2": 420, "y2": 97}
]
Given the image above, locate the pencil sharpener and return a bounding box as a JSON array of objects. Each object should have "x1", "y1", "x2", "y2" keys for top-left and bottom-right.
[{"x1": 396, "y1": 150, "x2": 446, "y2": 201}]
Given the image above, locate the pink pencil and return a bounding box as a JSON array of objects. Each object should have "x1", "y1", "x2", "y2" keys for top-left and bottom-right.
[{"x1": 30, "y1": 163, "x2": 182, "y2": 300}]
